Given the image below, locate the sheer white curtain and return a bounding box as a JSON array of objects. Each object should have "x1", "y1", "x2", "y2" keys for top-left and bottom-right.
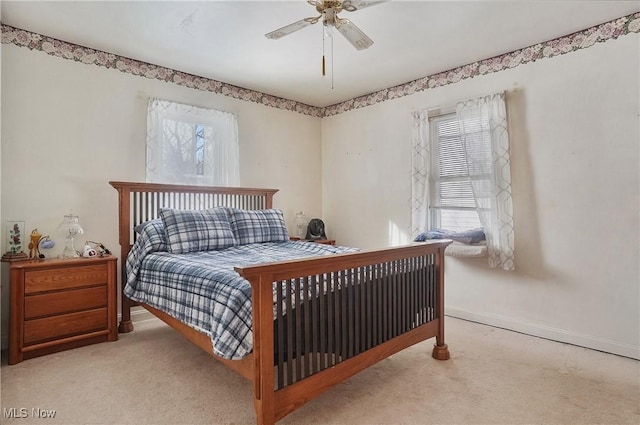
[
  {"x1": 411, "y1": 110, "x2": 431, "y2": 238},
  {"x1": 456, "y1": 93, "x2": 515, "y2": 270},
  {"x1": 146, "y1": 98, "x2": 240, "y2": 186},
  {"x1": 411, "y1": 93, "x2": 515, "y2": 270}
]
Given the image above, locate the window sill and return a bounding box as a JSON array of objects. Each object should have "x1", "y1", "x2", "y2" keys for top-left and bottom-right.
[{"x1": 445, "y1": 242, "x2": 487, "y2": 258}]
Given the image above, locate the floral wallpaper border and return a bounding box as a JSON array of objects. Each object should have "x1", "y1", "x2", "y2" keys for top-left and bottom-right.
[
  {"x1": 0, "y1": 23, "x2": 323, "y2": 118},
  {"x1": 2, "y1": 11, "x2": 639, "y2": 118},
  {"x1": 325, "y1": 12, "x2": 640, "y2": 116}
]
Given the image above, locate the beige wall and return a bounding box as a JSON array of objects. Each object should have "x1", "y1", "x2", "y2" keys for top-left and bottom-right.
[
  {"x1": 322, "y1": 35, "x2": 640, "y2": 358},
  {"x1": 0, "y1": 45, "x2": 323, "y2": 347}
]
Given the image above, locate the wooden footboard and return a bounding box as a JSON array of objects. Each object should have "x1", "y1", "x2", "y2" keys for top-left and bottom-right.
[
  {"x1": 110, "y1": 181, "x2": 451, "y2": 425},
  {"x1": 237, "y1": 241, "x2": 450, "y2": 424}
]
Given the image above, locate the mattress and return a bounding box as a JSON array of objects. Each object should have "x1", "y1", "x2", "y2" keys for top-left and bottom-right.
[{"x1": 125, "y1": 239, "x2": 357, "y2": 360}]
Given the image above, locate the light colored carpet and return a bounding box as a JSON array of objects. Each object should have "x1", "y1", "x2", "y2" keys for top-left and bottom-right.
[{"x1": 1, "y1": 316, "x2": 638, "y2": 425}]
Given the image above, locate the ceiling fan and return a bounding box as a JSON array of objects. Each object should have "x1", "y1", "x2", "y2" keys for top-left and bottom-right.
[{"x1": 265, "y1": 0, "x2": 386, "y2": 50}]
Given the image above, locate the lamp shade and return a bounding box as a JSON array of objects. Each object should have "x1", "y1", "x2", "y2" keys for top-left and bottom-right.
[{"x1": 57, "y1": 214, "x2": 84, "y2": 236}]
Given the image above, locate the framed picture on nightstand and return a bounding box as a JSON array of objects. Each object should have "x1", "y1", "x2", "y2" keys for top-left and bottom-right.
[{"x1": 2, "y1": 221, "x2": 27, "y2": 261}]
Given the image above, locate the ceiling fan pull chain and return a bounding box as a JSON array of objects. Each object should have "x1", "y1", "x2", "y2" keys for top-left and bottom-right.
[
  {"x1": 322, "y1": 25, "x2": 326, "y2": 76},
  {"x1": 331, "y1": 33, "x2": 335, "y2": 89}
]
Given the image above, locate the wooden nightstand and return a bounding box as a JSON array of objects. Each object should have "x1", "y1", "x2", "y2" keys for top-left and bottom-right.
[
  {"x1": 9, "y1": 256, "x2": 118, "y2": 365},
  {"x1": 290, "y1": 237, "x2": 336, "y2": 246}
]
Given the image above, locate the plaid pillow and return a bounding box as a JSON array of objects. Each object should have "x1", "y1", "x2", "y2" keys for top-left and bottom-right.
[
  {"x1": 229, "y1": 208, "x2": 289, "y2": 245},
  {"x1": 160, "y1": 208, "x2": 237, "y2": 254},
  {"x1": 134, "y1": 219, "x2": 167, "y2": 252}
]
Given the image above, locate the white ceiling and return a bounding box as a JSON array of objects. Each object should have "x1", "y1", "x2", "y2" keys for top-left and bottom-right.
[{"x1": 2, "y1": 1, "x2": 638, "y2": 107}]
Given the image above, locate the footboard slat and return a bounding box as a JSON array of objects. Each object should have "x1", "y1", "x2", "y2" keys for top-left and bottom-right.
[
  {"x1": 294, "y1": 278, "x2": 302, "y2": 383},
  {"x1": 276, "y1": 279, "x2": 284, "y2": 390},
  {"x1": 362, "y1": 266, "x2": 369, "y2": 352},
  {"x1": 308, "y1": 276, "x2": 316, "y2": 376},
  {"x1": 318, "y1": 274, "x2": 326, "y2": 371},
  {"x1": 328, "y1": 275, "x2": 335, "y2": 362},
  {"x1": 285, "y1": 279, "x2": 293, "y2": 386}
]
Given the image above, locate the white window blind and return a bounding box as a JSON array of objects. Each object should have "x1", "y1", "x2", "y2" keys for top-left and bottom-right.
[{"x1": 429, "y1": 112, "x2": 490, "y2": 233}]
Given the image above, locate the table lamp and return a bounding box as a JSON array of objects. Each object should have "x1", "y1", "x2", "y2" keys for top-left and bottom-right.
[{"x1": 57, "y1": 214, "x2": 84, "y2": 258}]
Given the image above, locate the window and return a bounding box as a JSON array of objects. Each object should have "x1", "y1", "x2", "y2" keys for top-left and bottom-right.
[
  {"x1": 411, "y1": 92, "x2": 515, "y2": 270},
  {"x1": 428, "y1": 112, "x2": 490, "y2": 233},
  {"x1": 146, "y1": 98, "x2": 240, "y2": 186}
]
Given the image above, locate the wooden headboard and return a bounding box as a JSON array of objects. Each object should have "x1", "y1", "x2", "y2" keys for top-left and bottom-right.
[
  {"x1": 110, "y1": 181, "x2": 278, "y2": 250},
  {"x1": 109, "y1": 181, "x2": 279, "y2": 332}
]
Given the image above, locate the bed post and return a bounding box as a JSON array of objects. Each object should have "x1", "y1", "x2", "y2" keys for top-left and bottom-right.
[
  {"x1": 432, "y1": 244, "x2": 450, "y2": 360},
  {"x1": 110, "y1": 182, "x2": 135, "y2": 333},
  {"x1": 244, "y1": 271, "x2": 276, "y2": 425},
  {"x1": 118, "y1": 262, "x2": 134, "y2": 333}
]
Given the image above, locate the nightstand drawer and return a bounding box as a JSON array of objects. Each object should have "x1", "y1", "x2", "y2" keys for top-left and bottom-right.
[
  {"x1": 25, "y1": 287, "x2": 107, "y2": 319},
  {"x1": 24, "y1": 308, "x2": 108, "y2": 345},
  {"x1": 25, "y1": 264, "x2": 108, "y2": 293}
]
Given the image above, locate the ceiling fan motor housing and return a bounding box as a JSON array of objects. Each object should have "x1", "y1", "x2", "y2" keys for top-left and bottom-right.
[
  {"x1": 317, "y1": 1, "x2": 343, "y2": 11},
  {"x1": 317, "y1": 1, "x2": 342, "y2": 25}
]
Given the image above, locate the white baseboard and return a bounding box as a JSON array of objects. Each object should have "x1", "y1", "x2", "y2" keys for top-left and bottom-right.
[
  {"x1": 446, "y1": 307, "x2": 640, "y2": 360},
  {"x1": 114, "y1": 307, "x2": 158, "y2": 328},
  {"x1": 128, "y1": 307, "x2": 156, "y2": 323}
]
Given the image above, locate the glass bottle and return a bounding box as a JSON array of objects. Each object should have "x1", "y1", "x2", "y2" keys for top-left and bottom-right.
[{"x1": 293, "y1": 212, "x2": 308, "y2": 239}]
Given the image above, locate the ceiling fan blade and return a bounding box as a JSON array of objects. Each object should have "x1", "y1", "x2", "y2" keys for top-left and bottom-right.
[
  {"x1": 335, "y1": 19, "x2": 373, "y2": 50},
  {"x1": 342, "y1": 0, "x2": 388, "y2": 12},
  {"x1": 265, "y1": 18, "x2": 316, "y2": 40}
]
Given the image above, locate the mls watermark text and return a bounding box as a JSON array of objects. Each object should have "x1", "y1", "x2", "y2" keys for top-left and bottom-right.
[{"x1": 3, "y1": 407, "x2": 57, "y2": 419}]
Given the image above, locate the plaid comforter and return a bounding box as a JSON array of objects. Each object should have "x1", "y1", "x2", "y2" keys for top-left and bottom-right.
[{"x1": 125, "y1": 240, "x2": 357, "y2": 360}]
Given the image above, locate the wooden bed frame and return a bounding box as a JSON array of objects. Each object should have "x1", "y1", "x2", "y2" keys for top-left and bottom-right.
[{"x1": 110, "y1": 181, "x2": 451, "y2": 425}]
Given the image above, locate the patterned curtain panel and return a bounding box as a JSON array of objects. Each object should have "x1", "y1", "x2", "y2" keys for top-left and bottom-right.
[
  {"x1": 456, "y1": 93, "x2": 515, "y2": 270},
  {"x1": 146, "y1": 98, "x2": 240, "y2": 186},
  {"x1": 411, "y1": 110, "x2": 430, "y2": 239}
]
